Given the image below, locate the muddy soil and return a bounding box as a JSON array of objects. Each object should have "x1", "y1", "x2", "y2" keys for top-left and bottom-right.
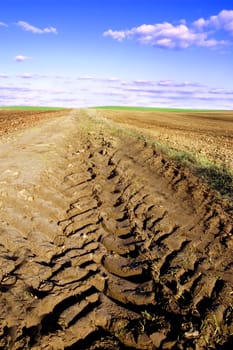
[
  {"x1": 96, "y1": 109, "x2": 233, "y2": 169},
  {"x1": 0, "y1": 109, "x2": 232, "y2": 349}
]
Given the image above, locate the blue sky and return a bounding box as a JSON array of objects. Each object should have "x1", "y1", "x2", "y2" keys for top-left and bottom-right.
[{"x1": 0, "y1": 0, "x2": 233, "y2": 108}]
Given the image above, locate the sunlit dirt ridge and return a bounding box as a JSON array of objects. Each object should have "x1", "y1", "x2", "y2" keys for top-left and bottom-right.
[{"x1": 0, "y1": 109, "x2": 232, "y2": 349}]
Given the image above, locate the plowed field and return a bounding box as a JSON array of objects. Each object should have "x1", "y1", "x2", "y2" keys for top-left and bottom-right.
[
  {"x1": 0, "y1": 109, "x2": 70, "y2": 138},
  {"x1": 96, "y1": 109, "x2": 233, "y2": 169},
  {"x1": 0, "y1": 109, "x2": 232, "y2": 349}
]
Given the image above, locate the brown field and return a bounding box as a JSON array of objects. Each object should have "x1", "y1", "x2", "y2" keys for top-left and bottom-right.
[
  {"x1": 96, "y1": 109, "x2": 233, "y2": 169},
  {"x1": 0, "y1": 109, "x2": 71, "y2": 139},
  {"x1": 0, "y1": 109, "x2": 232, "y2": 349}
]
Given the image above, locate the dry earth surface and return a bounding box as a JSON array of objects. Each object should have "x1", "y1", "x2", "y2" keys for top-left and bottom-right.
[
  {"x1": 0, "y1": 108, "x2": 232, "y2": 350},
  {"x1": 0, "y1": 110, "x2": 70, "y2": 140},
  {"x1": 96, "y1": 109, "x2": 233, "y2": 169}
]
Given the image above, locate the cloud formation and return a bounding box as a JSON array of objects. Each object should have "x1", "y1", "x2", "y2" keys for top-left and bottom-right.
[
  {"x1": 16, "y1": 21, "x2": 57, "y2": 34},
  {"x1": 78, "y1": 76, "x2": 120, "y2": 82},
  {"x1": 0, "y1": 22, "x2": 8, "y2": 27},
  {"x1": 193, "y1": 9, "x2": 233, "y2": 34},
  {"x1": 17, "y1": 73, "x2": 34, "y2": 78},
  {"x1": 103, "y1": 9, "x2": 233, "y2": 49},
  {"x1": 15, "y1": 55, "x2": 32, "y2": 62},
  {"x1": 0, "y1": 73, "x2": 9, "y2": 78},
  {"x1": 0, "y1": 74, "x2": 232, "y2": 109}
]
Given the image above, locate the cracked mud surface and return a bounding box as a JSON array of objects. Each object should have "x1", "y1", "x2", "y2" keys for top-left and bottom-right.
[{"x1": 0, "y1": 109, "x2": 232, "y2": 349}]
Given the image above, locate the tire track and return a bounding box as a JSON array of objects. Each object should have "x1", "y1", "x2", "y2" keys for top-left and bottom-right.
[{"x1": 0, "y1": 109, "x2": 232, "y2": 349}]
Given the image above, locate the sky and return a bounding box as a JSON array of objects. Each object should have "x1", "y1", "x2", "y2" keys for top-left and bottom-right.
[{"x1": 0, "y1": 0, "x2": 233, "y2": 109}]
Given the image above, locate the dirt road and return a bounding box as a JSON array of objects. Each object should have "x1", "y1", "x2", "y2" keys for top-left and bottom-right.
[{"x1": 0, "y1": 109, "x2": 232, "y2": 349}]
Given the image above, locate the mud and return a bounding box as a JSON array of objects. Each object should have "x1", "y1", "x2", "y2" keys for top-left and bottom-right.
[{"x1": 0, "y1": 109, "x2": 232, "y2": 349}]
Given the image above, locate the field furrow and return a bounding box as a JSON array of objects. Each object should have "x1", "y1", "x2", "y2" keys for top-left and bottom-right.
[{"x1": 0, "y1": 109, "x2": 232, "y2": 349}]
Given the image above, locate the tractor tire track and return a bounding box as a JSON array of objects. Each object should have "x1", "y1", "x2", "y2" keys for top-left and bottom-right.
[{"x1": 0, "y1": 109, "x2": 232, "y2": 349}]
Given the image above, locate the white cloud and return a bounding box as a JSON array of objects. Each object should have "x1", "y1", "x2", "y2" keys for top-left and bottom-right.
[
  {"x1": 193, "y1": 10, "x2": 233, "y2": 35},
  {"x1": 0, "y1": 74, "x2": 232, "y2": 109},
  {"x1": 103, "y1": 29, "x2": 127, "y2": 42},
  {"x1": 0, "y1": 73, "x2": 9, "y2": 78},
  {"x1": 0, "y1": 22, "x2": 8, "y2": 27},
  {"x1": 17, "y1": 73, "x2": 34, "y2": 79},
  {"x1": 15, "y1": 55, "x2": 32, "y2": 62},
  {"x1": 103, "y1": 10, "x2": 233, "y2": 49},
  {"x1": 192, "y1": 18, "x2": 207, "y2": 30},
  {"x1": 78, "y1": 76, "x2": 120, "y2": 82},
  {"x1": 158, "y1": 80, "x2": 174, "y2": 86},
  {"x1": 16, "y1": 21, "x2": 57, "y2": 34},
  {"x1": 131, "y1": 80, "x2": 154, "y2": 86}
]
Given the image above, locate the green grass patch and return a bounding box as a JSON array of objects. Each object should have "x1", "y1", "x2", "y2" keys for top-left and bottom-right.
[
  {"x1": 196, "y1": 164, "x2": 233, "y2": 199},
  {"x1": 148, "y1": 138, "x2": 233, "y2": 201},
  {"x1": 0, "y1": 106, "x2": 66, "y2": 111},
  {"x1": 84, "y1": 109, "x2": 233, "y2": 202},
  {"x1": 91, "y1": 105, "x2": 227, "y2": 113},
  {"x1": 90, "y1": 108, "x2": 232, "y2": 201},
  {"x1": 172, "y1": 151, "x2": 233, "y2": 200}
]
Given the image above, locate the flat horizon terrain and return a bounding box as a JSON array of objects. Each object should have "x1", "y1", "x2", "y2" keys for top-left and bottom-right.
[
  {"x1": 0, "y1": 108, "x2": 232, "y2": 349},
  {"x1": 94, "y1": 106, "x2": 229, "y2": 112},
  {"x1": 94, "y1": 107, "x2": 233, "y2": 168}
]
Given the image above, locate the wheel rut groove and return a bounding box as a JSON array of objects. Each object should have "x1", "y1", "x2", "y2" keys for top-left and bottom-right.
[{"x1": 0, "y1": 110, "x2": 232, "y2": 349}]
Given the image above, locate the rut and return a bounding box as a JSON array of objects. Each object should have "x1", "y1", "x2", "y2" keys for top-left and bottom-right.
[{"x1": 0, "y1": 109, "x2": 232, "y2": 350}]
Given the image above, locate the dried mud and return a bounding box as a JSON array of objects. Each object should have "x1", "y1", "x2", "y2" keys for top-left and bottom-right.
[{"x1": 0, "y1": 109, "x2": 232, "y2": 349}]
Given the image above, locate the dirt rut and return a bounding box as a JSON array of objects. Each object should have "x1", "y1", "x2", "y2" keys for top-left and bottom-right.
[{"x1": 0, "y1": 109, "x2": 232, "y2": 349}]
